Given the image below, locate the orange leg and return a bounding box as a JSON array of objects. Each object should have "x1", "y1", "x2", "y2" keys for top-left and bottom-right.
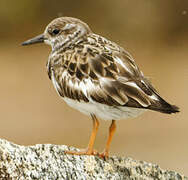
[
  {"x1": 65, "y1": 114, "x2": 99, "y2": 155},
  {"x1": 99, "y1": 120, "x2": 116, "y2": 159}
]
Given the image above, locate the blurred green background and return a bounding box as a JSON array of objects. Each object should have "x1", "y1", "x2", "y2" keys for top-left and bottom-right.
[{"x1": 0, "y1": 0, "x2": 188, "y2": 175}]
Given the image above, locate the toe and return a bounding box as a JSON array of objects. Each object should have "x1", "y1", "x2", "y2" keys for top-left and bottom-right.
[
  {"x1": 98, "y1": 151, "x2": 109, "y2": 159},
  {"x1": 65, "y1": 148, "x2": 99, "y2": 156}
]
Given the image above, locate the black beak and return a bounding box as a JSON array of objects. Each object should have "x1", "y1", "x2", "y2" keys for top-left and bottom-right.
[{"x1": 22, "y1": 34, "x2": 45, "y2": 46}]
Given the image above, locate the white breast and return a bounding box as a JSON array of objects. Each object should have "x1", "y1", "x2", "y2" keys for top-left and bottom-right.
[{"x1": 63, "y1": 97, "x2": 146, "y2": 120}]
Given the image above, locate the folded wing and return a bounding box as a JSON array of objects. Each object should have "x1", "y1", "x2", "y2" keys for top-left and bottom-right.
[{"x1": 50, "y1": 46, "x2": 179, "y2": 114}]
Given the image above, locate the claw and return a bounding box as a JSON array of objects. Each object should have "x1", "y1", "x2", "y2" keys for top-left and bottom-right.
[
  {"x1": 65, "y1": 148, "x2": 98, "y2": 156},
  {"x1": 98, "y1": 150, "x2": 109, "y2": 160}
]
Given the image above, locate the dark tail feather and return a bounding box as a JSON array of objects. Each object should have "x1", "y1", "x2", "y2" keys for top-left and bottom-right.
[
  {"x1": 157, "y1": 104, "x2": 179, "y2": 114},
  {"x1": 150, "y1": 96, "x2": 180, "y2": 114}
]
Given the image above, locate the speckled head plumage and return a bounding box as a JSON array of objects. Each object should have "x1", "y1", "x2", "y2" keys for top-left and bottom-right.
[
  {"x1": 44, "y1": 17, "x2": 92, "y2": 50},
  {"x1": 22, "y1": 16, "x2": 179, "y2": 158}
]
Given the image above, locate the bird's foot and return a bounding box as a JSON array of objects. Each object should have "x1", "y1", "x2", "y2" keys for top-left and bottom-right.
[
  {"x1": 98, "y1": 150, "x2": 109, "y2": 160},
  {"x1": 65, "y1": 148, "x2": 98, "y2": 156},
  {"x1": 65, "y1": 148, "x2": 110, "y2": 160}
]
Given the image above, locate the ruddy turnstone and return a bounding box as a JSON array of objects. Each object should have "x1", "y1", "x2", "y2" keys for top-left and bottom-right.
[{"x1": 22, "y1": 17, "x2": 179, "y2": 158}]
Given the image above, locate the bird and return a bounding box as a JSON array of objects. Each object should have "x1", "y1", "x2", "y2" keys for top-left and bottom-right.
[{"x1": 22, "y1": 17, "x2": 179, "y2": 158}]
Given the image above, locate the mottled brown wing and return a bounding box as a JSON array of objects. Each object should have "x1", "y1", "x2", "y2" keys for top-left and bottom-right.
[
  {"x1": 87, "y1": 50, "x2": 179, "y2": 113},
  {"x1": 49, "y1": 48, "x2": 178, "y2": 113},
  {"x1": 85, "y1": 50, "x2": 154, "y2": 107},
  {"x1": 51, "y1": 48, "x2": 146, "y2": 103}
]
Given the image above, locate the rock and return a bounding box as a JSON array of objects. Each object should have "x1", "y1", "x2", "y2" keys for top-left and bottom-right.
[{"x1": 0, "y1": 139, "x2": 187, "y2": 180}]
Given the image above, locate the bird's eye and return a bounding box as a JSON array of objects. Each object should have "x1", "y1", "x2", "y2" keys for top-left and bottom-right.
[{"x1": 52, "y1": 29, "x2": 60, "y2": 36}]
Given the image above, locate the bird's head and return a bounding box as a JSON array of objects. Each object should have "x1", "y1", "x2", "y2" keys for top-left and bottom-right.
[{"x1": 22, "y1": 17, "x2": 91, "y2": 50}]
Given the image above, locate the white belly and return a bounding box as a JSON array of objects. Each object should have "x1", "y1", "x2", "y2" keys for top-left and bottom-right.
[{"x1": 63, "y1": 97, "x2": 146, "y2": 120}]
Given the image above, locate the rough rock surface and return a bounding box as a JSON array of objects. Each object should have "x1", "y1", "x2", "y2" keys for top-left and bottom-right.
[{"x1": 0, "y1": 139, "x2": 187, "y2": 180}]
